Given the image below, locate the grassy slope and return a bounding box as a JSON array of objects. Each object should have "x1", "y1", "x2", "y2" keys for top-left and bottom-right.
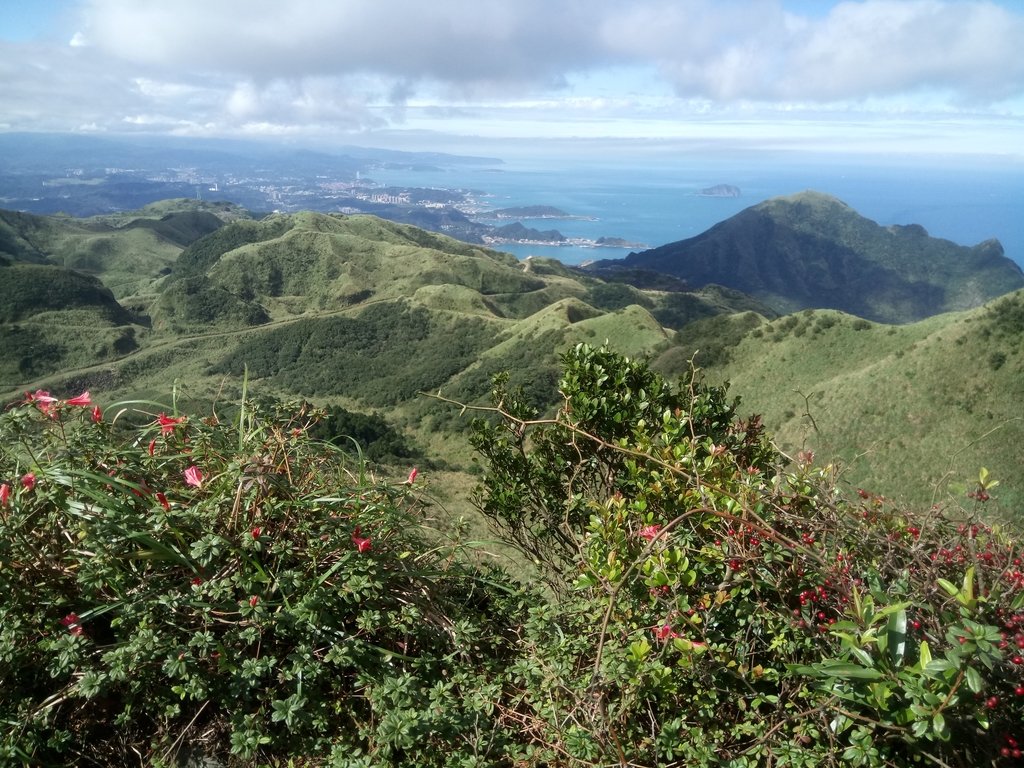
[{"x1": 703, "y1": 295, "x2": 1024, "y2": 511}]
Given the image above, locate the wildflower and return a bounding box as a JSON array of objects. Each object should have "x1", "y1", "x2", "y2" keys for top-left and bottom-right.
[
  {"x1": 0, "y1": 483, "x2": 9, "y2": 506},
  {"x1": 91, "y1": 405, "x2": 102, "y2": 423},
  {"x1": 156, "y1": 492, "x2": 170, "y2": 511},
  {"x1": 654, "y1": 623, "x2": 679, "y2": 642},
  {"x1": 191, "y1": 577, "x2": 203, "y2": 586},
  {"x1": 183, "y1": 466, "x2": 203, "y2": 488},
  {"x1": 157, "y1": 412, "x2": 185, "y2": 435},
  {"x1": 249, "y1": 595, "x2": 259, "y2": 607},
  {"x1": 26, "y1": 389, "x2": 58, "y2": 416},
  {"x1": 639, "y1": 524, "x2": 661, "y2": 542},
  {"x1": 66, "y1": 391, "x2": 91, "y2": 406},
  {"x1": 147, "y1": 439, "x2": 156, "y2": 456},
  {"x1": 351, "y1": 525, "x2": 372, "y2": 553},
  {"x1": 61, "y1": 613, "x2": 84, "y2": 635},
  {"x1": 407, "y1": 467, "x2": 418, "y2": 484},
  {"x1": 21, "y1": 472, "x2": 36, "y2": 491},
  {"x1": 251, "y1": 526, "x2": 262, "y2": 539}
]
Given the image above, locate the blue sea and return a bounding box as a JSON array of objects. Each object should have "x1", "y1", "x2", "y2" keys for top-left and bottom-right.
[{"x1": 368, "y1": 149, "x2": 1024, "y2": 269}]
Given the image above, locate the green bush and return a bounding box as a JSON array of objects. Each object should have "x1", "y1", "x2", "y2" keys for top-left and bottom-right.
[
  {"x1": 0, "y1": 392, "x2": 522, "y2": 766},
  {"x1": 3, "y1": 346, "x2": 1024, "y2": 767},
  {"x1": 470, "y1": 344, "x2": 1024, "y2": 766}
]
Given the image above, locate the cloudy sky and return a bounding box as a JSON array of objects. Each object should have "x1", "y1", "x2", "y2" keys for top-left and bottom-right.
[{"x1": 2, "y1": 0, "x2": 1023, "y2": 156}]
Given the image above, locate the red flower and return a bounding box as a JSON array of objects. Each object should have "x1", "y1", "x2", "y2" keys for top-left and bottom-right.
[
  {"x1": 639, "y1": 524, "x2": 662, "y2": 542},
  {"x1": 183, "y1": 466, "x2": 203, "y2": 488},
  {"x1": 147, "y1": 439, "x2": 157, "y2": 456},
  {"x1": 654, "y1": 623, "x2": 678, "y2": 642},
  {"x1": 91, "y1": 405, "x2": 102, "y2": 423},
  {"x1": 251, "y1": 526, "x2": 262, "y2": 539},
  {"x1": 0, "y1": 483, "x2": 9, "y2": 506},
  {"x1": 21, "y1": 472, "x2": 36, "y2": 491},
  {"x1": 249, "y1": 595, "x2": 259, "y2": 607},
  {"x1": 69, "y1": 624, "x2": 84, "y2": 637},
  {"x1": 66, "y1": 391, "x2": 91, "y2": 407},
  {"x1": 157, "y1": 412, "x2": 185, "y2": 435},
  {"x1": 25, "y1": 389, "x2": 58, "y2": 416},
  {"x1": 351, "y1": 525, "x2": 372, "y2": 553},
  {"x1": 407, "y1": 467, "x2": 418, "y2": 484},
  {"x1": 61, "y1": 612, "x2": 79, "y2": 627},
  {"x1": 156, "y1": 492, "x2": 170, "y2": 511}
]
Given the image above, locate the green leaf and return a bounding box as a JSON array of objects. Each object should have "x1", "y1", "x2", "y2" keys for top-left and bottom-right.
[
  {"x1": 937, "y1": 578, "x2": 959, "y2": 598},
  {"x1": 885, "y1": 608, "x2": 907, "y2": 667},
  {"x1": 918, "y1": 640, "x2": 932, "y2": 669},
  {"x1": 809, "y1": 661, "x2": 884, "y2": 680},
  {"x1": 964, "y1": 666, "x2": 983, "y2": 693}
]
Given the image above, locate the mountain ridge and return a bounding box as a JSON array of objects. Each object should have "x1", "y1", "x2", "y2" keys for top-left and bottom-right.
[{"x1": 587, "y1": 190, "x2": 1024, "y2": 323}]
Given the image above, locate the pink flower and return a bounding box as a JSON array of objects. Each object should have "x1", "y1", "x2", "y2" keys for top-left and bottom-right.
[
  {"x1": 0, "y1": 483, "x2": 9, "y2": 506},
  {"x1": 21, "y1": 472, "x2": 36, "y2": 491},
  {"x1": 61, "y1": 612, "x2": 84, "y2": 635},
  {"x1": 351, "y1": 525, "x2": 372, "y2": 553},
  {"x1": 407, "y1": 467, "x2": 418, "y2": 484},
  {"x1": 66, "y1": 391, "x2": 91, "y2": 407},
  {"x1": 654, "y1": 623, "x2": 679, "y2": 642},
  {"x1": 639, "y1": 524, "x2": 662, "y2": 542},
  {"x1": 183, "y1": 466, "x2": 203, "y2": 488},
  {"x1": 156, "y1": 492, "x2": 170, "y2": 511},
  {"x1": 91, "y1": 405, "x2": 102, "y2": 423},
  {"x1": 157, "y1": 413, "x2": 185, "y2": 435},
  {"x1": 26, "y1": 389, "x2": 58, "y2": 416}
]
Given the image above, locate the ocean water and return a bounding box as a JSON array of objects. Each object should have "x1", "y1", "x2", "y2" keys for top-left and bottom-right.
[{"x1": 368, "y1": 150, "x2": 1024, "y2": 269}]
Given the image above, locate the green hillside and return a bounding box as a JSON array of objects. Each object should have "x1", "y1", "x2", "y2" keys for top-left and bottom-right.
[
  {"x1": 589, "y1": 191, "x2": 1024, "y2": 323},
  {"x1": 0, "y1": 203, "x2": 228, "y2": 299},
  {"x1": 700, "y1": 291, "x2": 1024, "y2": 510},
  {"x1": 2, "y1": 201, "x2": 1022, "y2": 516}
]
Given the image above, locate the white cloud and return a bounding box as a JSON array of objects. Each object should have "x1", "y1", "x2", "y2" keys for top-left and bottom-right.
[{"x1": 0, "y1": 0, "x2": 1021, "y2": 150}]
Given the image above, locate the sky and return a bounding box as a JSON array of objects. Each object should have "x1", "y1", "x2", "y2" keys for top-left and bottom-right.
[{"x1": 1, "y1": 0, "x2": 1023, "y2": 158}]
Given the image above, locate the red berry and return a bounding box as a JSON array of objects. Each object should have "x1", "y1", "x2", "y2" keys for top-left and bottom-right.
[
  {"x1": 1012, "y1": 655, "x2": 1024, "y2": 665},
  {"x1": 985, "y1": 695, "x2": 999, "y2": 709},
  {"x1": 1015, "y1": 685, "x2": 1024, "y2": 696}
]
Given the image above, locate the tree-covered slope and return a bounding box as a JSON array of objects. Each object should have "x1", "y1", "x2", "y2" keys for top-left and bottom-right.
[{"x1": 588, "y1": 191, "x2": 1024, "y2": 323}]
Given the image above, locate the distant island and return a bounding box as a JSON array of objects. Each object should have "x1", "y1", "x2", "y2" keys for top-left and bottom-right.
[
  {"x1": 697, "y1": 184, "x2": 741, "y2": 198},
  {"x1": 486, "y1": 205, "x2": 597, "y2": 221}
]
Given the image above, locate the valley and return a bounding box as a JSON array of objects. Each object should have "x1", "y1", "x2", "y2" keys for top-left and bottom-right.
[{"x1": 2, "y1": 194, "x2": 1023, "y2": 514}]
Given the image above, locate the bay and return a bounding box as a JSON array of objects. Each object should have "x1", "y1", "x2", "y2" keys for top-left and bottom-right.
[{"x1": 368, "y1": 150, "x2": 1024, "y2": 269}]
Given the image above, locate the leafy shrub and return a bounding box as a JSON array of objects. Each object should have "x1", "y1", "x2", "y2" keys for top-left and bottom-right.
[
  {"x1": 0, "y1": 392, "x2": 522, "y2": 766},
  {"x1": 471, "y1": 344, "x2": 1024, "y2": 766},
  {"x1": 4, "y1": 346, "x2": 1024, "y2": 767}
]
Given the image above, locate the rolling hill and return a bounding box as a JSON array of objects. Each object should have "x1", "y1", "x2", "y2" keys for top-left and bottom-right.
[{"x1": 2, "y1": 197, "x2": 1022, "y2": 515}]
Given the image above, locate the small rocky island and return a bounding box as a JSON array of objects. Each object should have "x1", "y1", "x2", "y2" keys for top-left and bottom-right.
[
  {"x1": 486, "y1": 205, "x2": 596, "y2": 220},
  {"x1": 698, "y1": 184, "x2": 741, "y2": 198}
]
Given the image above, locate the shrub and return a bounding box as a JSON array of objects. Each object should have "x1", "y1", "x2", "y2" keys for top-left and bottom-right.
[
  {"x1": 471, "y1": 344, "x2": 1024, "y2": 766},
  {"x1": 0, "y1": 392, "x2": 522, "y2": 766}
]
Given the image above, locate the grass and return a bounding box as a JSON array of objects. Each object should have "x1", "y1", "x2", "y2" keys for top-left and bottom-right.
[
  {"x1": 704, "y1": 296, "x2": 1024, "y2": 512},
  {"x1": 6, "y1": 203, "x2": 1022, "y2": 521}
]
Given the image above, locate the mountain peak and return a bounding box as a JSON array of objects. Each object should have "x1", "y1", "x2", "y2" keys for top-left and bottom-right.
[{"x1": 586, "y1": 191, "x2": 1023, "y2": 324}]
